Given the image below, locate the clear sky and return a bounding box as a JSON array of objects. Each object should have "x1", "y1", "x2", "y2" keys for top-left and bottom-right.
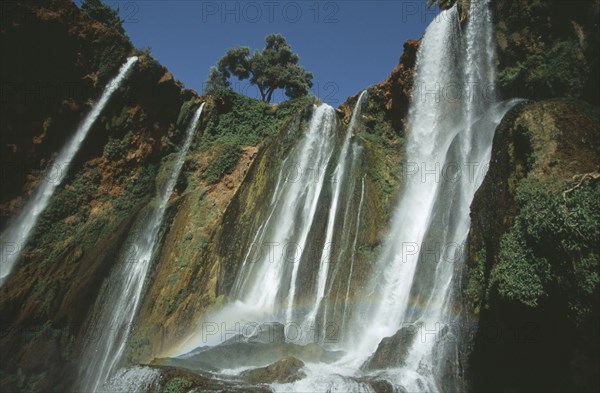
[{"x1": 77, "y1": 1, "x2": 439, "y2": 105}]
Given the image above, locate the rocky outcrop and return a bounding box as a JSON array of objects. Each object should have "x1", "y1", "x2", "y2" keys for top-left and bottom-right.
[
  {"x1": 343, "y1": 39, "x2": 419, "y2": 133},
  {"x1": 362, "y1": 323, "x2": 420, "y2": 371},
  {"x1": 241, "y1": 357, "x2": 306, "y2": 384},
  {"x1": 152, "y1": 340, "x2": 343, "y2": 372},
  {"x1": 462, "y1": 99, "x2": 599, "y2": 392}
]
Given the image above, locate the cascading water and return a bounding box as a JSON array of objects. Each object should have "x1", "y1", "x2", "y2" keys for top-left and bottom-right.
[
  {"x1": 0, "y1": 57, "x2": 138, "y2": 286},
  {"x1": 167, "y1": 1, "x2": 520, "y2": 391},
  {"x1": 343, "y1": 0, "x2": 519, "y2": 390},
  {"x1": 306, "y1": 91, "x2": 367, "y2": 326},
  {"x1": 233, "y1": 103, "x2": 337, "y2": 322},
  {"x1": 276, "y1": 0, "x2": 518, "y2": 391},
  {"x1": 174, "y1": 95, "x2": 370, "y2": 354},
  {"x1": 78, "y1": 102, "x2": 205, "y2": 392}
]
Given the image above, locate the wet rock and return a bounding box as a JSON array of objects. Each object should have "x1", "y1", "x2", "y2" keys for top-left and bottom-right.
[
  {"x1": 152, "y1": 340, "x2": 344, "y2": 372},
  {"x1": 362, "y1": 378, "x2": 396, "y2": 393},
  {"x1": 361, "y1": 323, "x2": 421, "y2": 371},
  {"x1": 240, "y1": 356, "x2": 306, "y2": 384},
  {"x1": 247, "y1": 322, "x2": 286, "y2": 344},
  {"x1": 150, "y1": 365, "x2": 271, "y2": 392}
]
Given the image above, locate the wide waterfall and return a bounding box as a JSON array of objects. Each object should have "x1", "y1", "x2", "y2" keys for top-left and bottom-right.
[
  {"x1": 78, "y1": 103, "x2": 205, "y2": 392},
  {"x1": 160, "y1": 0, "x2": 520, "y2": 391},
  {"x1": 174, "y1": 93, "x2": 369, "y2": 354},
  {"x1": 0, "y1": 57, "x2": 138, "y2": 286},
  {"x1": 235, "y1": 103, "x2": 337, "y2": 323},
  {"x1": 343, "y1": 0, "x2": 518, "y2": 391}
]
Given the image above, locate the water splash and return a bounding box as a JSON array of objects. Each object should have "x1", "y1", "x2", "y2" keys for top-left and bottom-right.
[{"x1": 0, "y1": 57, "x2": 138, "y2": 286}]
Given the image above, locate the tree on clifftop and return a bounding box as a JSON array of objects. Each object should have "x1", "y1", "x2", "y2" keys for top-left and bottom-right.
[{"x1": 207, "y1": 34, "x2": 313, "y2": 103}]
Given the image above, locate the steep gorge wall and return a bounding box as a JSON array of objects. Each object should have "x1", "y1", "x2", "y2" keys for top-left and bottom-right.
[
  {"x1": 0, "y1": 1, "x2": 200, "y2": 391},
  {"x1": 1, "y1": 0, "x2": 422, "y2": 388},
  {"x1": 463, "y1": 99, "x2": 599, "y2": 391},
  {"x1": 459, "y1": 1, "x2": 600, "y2": 391},
  {"x1": 2, "y1": 0, "x2": 597, "y2": 392}
]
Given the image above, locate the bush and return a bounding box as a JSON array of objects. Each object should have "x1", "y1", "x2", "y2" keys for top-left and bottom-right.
[
  {"x1": 162, "y1": 377, "x2": 192, "y2": 393},
  {"x1": 499, "y1": 39, "x2": 587, "y2": 100},
  {"x1": 203, "y1": 143, "x2": 243, "y2": 184},
  {"x1": 103, "y1": 133, "x2": 131, "y2": 161},
  {"x1": 201, "y1": 89, "x2": 312, "y2": 148},
  {"x1": 491, "y1": 229, "x2": 550, "y2": 307},
  {"x1": 491, "y1": 176, "x2": 599, "y2": 321}
]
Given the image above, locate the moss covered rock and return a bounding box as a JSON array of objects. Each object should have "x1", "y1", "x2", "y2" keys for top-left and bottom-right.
[{"x1": 463, "y1": 98, "x2": 599, "y2": 392}]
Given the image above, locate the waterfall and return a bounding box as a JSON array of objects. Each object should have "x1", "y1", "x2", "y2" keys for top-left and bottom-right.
[
  {"x1": 275, "y1": 1, "x2": 519, "y2": 391},
  {"x1": 78, "y1": 102, "x2": 205, "y2": 392},
  {"x1": 234, "y1": 104, "x2": 337, "y2": 321},
  {"x1": 173, "y1": 103, "x2": 342, "y2": 353},
  {"x1": 340, "y1": 174, "x2": 365, "y2": 340},
  {"x1": 306, "y1": 90, "x2": 367, "y2": 326},
  {"x1": 0, "y1": 56, "x2": 138, "y2": 286},
  {"x1": 166, "y1": 2, "x2": 523, "y2": 391},
  {"x1": 346, "y1": 0, "x2": 519, "y2": 390}
]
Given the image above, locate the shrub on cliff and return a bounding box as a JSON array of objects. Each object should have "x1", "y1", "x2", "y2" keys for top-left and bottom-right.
[
  {"x1": 201, "y1": 89, "x2": 312, "y2": 148},
  {"x1": 498, "y1": 39, "x2": 588, "y2": 100},
  {"x1": 203, "y1": 143, "x2": 243, "y2": 184},
  {"x1": 490, "y1": 177, "x2": 599, "y2": 322}
]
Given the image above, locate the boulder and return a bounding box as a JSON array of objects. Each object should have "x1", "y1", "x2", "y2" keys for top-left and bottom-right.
[
  {"x1": 240, "y1": 356, "x2": 306, "y2": 384},
  {"x1": 361, "y1": 323, "x2": 421, "y2": 371},
  {"x1": 152, "y1": 339, "x2": 344, "y2": 372}
]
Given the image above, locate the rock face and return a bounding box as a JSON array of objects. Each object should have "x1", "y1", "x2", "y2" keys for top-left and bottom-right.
[
  {"x1": 152, "y1": 340, "x2": 343, "y2": 372},
  {"x1": 362, "y1": 323, "x2": 420, "y2": 371},
  {"x1": 241, "y1": 356, "x2": 306, "y2": 384},
  {"x1": 0, "y1": 2, "x2": 199, "y2": 391},
  {"x1": 123, "y1": 365, "x2": 272, "y2": 393},
  {"x1": 372, "y1": 39, "x2": 420, "y2": 132},
  {"x1": 462, "y1": 99, "x2": 599, "y2": 392},
  {"x1": 492, "y1": 0, "x2": 600, "y2": 104}
]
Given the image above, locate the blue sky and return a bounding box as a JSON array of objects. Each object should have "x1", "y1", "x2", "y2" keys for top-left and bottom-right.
[{"x1": 78, "y1": 1, "x2": 438, "y2": 105}]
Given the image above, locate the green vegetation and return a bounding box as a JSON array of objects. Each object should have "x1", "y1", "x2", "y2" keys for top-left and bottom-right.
[
  {"x1": 197, "y1": 89, "x2": 311, "y2": 183},
  {"x1": 80, "y1": 0, "x2": 125, "y2": 34},
  {"x1": 498, "y1": 38, "x2": 587, "y2": 100},
  {"x1": 162, "y1": 377, "x2": 192, "y2": 393},
  {"x1": 494, "y1": 0, "x2": 597, "y2": 103},
  {"x1": 490, "y1": 177, "x2": 599, "y2": 321},
  {"x1": 357, "y1": 89, "x2": 404, "y2": 216},
  {"x1": 202, "y1": 89, "x2": 312, "y2": 147},
  {"x1": 103, "y1": 132, "x2": 133, "y2": 160},
  {"x1": 465, "y1": 247, "x2": 488, "y2": 314},
  {"x1": 207, "y1": 34, "x2": 313, "y2": 103},
  {"x1": 203, "y1": 143, "x2": 243, "y2": 184},
  {"x1": 29, "y1": 163, "x2": 155, "y2": 261}
]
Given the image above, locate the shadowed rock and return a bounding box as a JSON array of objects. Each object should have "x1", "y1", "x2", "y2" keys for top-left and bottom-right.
[
  {"x1": 152, "y1": 339, "x2": 344, "y2": 372},
  {"x1": 361, "y1": 323, "x2": 422, "y2": 371},
  {"x1": 241, "y1": 356, "x2": 306, "y2": 384}
]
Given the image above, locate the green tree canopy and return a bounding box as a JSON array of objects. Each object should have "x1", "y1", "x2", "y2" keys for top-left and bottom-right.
[
  {"x1": 207, "y1": 34, "x2": 313, "y2": 103},
  {"x1": 81, "y1": 0, "x2": 125, "y2": 34}
]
